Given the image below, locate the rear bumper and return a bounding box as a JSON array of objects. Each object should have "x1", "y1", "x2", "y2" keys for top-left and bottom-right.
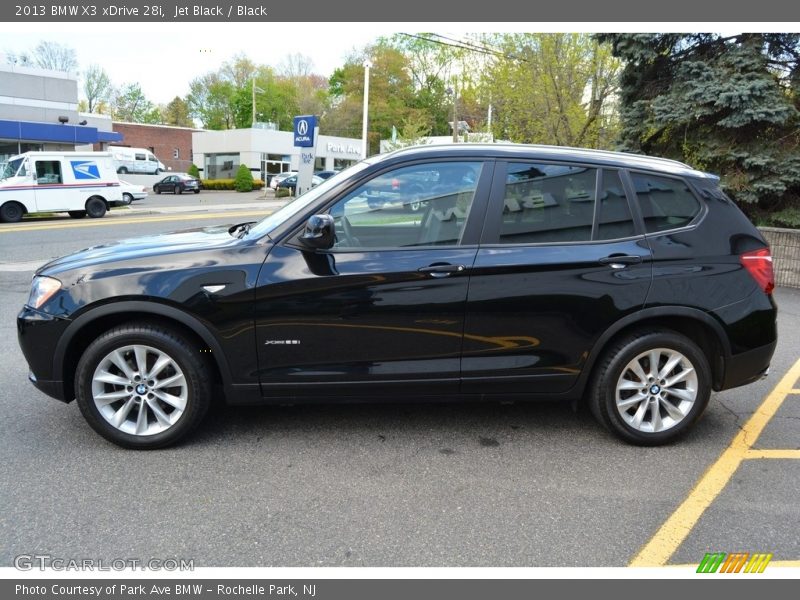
[{"x1": 719, "y1": 340, "x2": 777, "y2": 391}]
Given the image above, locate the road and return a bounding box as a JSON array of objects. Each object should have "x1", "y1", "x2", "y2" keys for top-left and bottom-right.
[{"x1": 1, "y1": 198, "x2": 798, "y2": 568}]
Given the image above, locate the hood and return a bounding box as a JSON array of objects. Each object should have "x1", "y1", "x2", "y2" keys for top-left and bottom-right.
[{"x1": 37, "y1": 223, "x2": 245, "y2": 276}]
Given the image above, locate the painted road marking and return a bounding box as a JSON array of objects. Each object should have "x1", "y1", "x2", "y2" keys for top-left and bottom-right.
[
  {"x1": 0, "y1": 210, "x2": 268, "y2": 233},
  {"x1": 629, "y1": 357, "x2": 800, "y2": 567}
]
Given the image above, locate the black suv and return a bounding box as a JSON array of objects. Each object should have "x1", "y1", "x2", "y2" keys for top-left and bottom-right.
[{"x1": 17, "y1": 144, "x2": 777, "y2": 449}]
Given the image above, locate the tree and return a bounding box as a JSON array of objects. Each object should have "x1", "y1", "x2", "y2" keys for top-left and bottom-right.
[
  {"x1": 187, "y1": 164, "x2": 201, "y2": 179},
  {"x1": 598, "y1": 33, "x2": 800, "y2": 210},
  {"x1": 82, "y1": 64, "x2": 113, "y2": 113},
  {"x1": 113, "y1": 83, "x2": 158, "y2": 123},
  {"x1": 7, "y1": 41, "x2": 78, "y2": 72},
  {"x1": 188, "y1": 73, "x2": 237, "y2": 129},
  {"x1": 326, "y1": 44, "x2": 419, "y2": 153},
  {"x1": 484, "y1": 34, "x2": 620, "y2": 148},
  {"x1": 234, "y1": 164, "x2": 254, "y2": 192},
  {"x1": 163, "y1": 96, "x2": 193, "y2": 127}
]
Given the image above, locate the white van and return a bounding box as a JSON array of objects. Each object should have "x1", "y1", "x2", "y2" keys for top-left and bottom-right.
[
  {"x1": 0, "y1": 151, "x2": 123, "y2": 223},
  {"x1": 109, "y1": 146, "x2": 166, "y2": 175}
]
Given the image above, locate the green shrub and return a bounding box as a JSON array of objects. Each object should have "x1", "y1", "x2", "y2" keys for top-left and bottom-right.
[
  {"x1": 764, "y1": 207, "x2": 800, "y2": 229},
  {"x1": 275, "y1": 188, "x2": 292, "y2": 198},
  {"x1": 201, "y1": 178, "x2": 264, "y2": 190},
  {"x1": 187, "y1": 164, "x2": 200, "y2": 178},
  {"x1": 234, "y1": 164, "x2": 254, "y2": 192}
]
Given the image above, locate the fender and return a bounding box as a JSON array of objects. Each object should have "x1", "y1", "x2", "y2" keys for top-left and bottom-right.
[
  {"x1": 53, "y1": 300, "x2": 234, "y2": 387},
  {"x1": 573, "y1": 305, "x2": 731, "y2": 391}
]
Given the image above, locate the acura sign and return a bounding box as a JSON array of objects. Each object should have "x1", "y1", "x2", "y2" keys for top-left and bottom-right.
[{"x1": 293, "y1": 115, "x2": 316, "y2": 148}]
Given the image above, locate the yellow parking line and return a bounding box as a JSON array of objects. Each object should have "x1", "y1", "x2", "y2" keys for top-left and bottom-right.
[
  {"x1": 744, "y1": 449, "x2": 800, "y2": 460},
  {"x1": 0, "y1": 210, "x2": 269, "y2": 233},
  {"x1": 629, "y1": 357, "x2": 800, "y2": 567}
]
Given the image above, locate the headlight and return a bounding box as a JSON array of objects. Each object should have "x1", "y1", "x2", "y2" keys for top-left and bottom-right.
[{"x1": 28, "y1": 276, "x2": 61, "y2": 309}]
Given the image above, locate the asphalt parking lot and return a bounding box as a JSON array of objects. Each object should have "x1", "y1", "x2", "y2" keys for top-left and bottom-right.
[{"x1": 0, "y1": 200, "x2": 798, "y2": 568}]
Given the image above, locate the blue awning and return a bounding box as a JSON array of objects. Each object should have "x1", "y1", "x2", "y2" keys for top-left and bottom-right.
[{"x1": 0, "y1": 119, "x2": 123, "y2": 144}]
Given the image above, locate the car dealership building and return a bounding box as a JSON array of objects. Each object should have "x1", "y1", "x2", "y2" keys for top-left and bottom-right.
[
  {"x1": 0, "y1": 60, "x2": 121, "y2": 167},
  {"x1": 192, "y1": 127, "x2": 362, "y2": 184}
]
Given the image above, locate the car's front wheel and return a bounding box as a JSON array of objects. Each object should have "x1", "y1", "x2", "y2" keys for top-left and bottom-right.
[
  {"x1": 589, "y1": 330, "x2": 711, "y2": 446},
  {"x1": 75, "y1": 323, "x2": 211, "y2": 449}
]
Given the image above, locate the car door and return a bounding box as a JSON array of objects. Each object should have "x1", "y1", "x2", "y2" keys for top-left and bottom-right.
[
  {"x1": 461, "y1": 161, "x2": 653, "y2": 394},
  {"x1": 254, "y1": 159, "x2": 492, "y2": 398}
]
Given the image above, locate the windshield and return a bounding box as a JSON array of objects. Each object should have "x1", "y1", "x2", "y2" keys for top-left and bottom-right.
[
  {"x1": 246, "y1": 160, "x2": 373, "y2": 238},
  {"x1": 0, "y1": 157, "x2": 26, "y2": 180}
]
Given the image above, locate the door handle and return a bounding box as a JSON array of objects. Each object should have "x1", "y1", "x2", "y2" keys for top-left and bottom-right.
[
  {"x1": 598, "y1": 255, "x2": 643, "y2": 269},
  {"x1": 417, "y1": 264, "x2": 467, "y2": 278}
]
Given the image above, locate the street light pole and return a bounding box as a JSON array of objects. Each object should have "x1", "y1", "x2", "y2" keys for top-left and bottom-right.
[
  {"x1": 361, "y1": 60, "x2": 372, "y2": 159},
  {"x1": 452, "y1": 84, "x2": 458, "y2": 143}
]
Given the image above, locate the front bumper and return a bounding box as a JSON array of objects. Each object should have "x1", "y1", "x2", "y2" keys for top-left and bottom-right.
[{"x1": 17, "y1": 305, "x2": 71, "y2": 402}]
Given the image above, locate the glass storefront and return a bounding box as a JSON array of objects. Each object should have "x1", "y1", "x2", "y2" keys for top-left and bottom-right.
[
  {"x1": 204, "y1": 153, "x2": 240, "y2": 179},
  {"x1": 261, "y1": 153, "x2": 292, "y2": 185}
]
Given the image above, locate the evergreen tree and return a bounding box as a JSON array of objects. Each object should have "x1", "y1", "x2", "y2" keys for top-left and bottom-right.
[
  {"x1": 234, "y1": 164, "x2": 254, "y2": 192},
  {"x1": 187, "y1": 164, "x2": 200, "y2": 179},
  {"x1": 598, "y1": 33, "x2": 800, "y2": 212}
]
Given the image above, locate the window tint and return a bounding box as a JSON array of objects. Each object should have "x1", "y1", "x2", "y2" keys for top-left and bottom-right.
[
  {"x1": 135, "y1": 153, "x2": 146, "y2": 161},
  {"x1": 328, "y1": 161, "x2": 482, "y2": 249},
  {"x1": 499, "y1": 163, "x2": 596, "y2": 244},
  {"x1": 596, "y1": 170, "x2": 636, "y2": 240},
  {"x1": 631, "y1": 173, "x2": 701, "y2": 233},
  {"x1": 34, "y1": 160, "x2": 62, "y2": 184}
]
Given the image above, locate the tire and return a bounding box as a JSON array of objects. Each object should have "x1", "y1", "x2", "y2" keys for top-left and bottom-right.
[
  {"x1": 122, "y1": 193, "x2": 133, "y2": 205},
  {"x1": 155, "y1": 169, "x2": 162, "y2": 175},
  {"x1": 0, "y1": 201, "x2": 24, "y2": 223},
  {"x1": 118, "y1": 167, "x2": 128, "y2": 174},
  {"x1": 75, "y1": 323, "x2": 211, "y2": 449},
  {"x1": 85, "y1": 197, "x2": 107, "y2": 218},
  {"x1": 175, "y1": 185, "x2": 181, "y2": 195},
  {"x1": 588, "y1": 330, "x2": 711, "y2": 446},
  {"x1": 155, "y1": 186, "x2": 161, "y2": 195},
  {"x1": 68, "y1": 211, "x2": 86, "y2": 219},
  {"x1": 193, "y1": 189, "x2": 200, "y2": 194}
]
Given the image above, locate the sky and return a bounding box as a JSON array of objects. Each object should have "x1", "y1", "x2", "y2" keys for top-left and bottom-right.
[
  {"x1": 0, "y1": 23, "x2": 402, "y2": 104},
  {"x1": 1, "y1": 22, "x2": 794, "y2": 107}
]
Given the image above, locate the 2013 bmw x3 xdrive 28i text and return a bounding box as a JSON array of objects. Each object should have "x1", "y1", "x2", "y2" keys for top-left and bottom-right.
[{"x1": 17, "y1": 145, "x2": 777, "y2": 449}]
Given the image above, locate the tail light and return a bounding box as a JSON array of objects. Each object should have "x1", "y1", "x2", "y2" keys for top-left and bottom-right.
[{"x1": 740, "y1": 248, "x2": 774, "y2": 294}]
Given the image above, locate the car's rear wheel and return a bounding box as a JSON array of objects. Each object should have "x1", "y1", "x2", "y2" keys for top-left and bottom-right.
[
  {"x1": 118, "y1": 167, "x2": 128, "y2": 174},
  {"x1": 68, "y1": 210, "x2": 86, "y2": 219},
  {"x1": 0, "y1": 201, "x2": 24, "y2": 223},
  {"x1": 193, "y1": 189, "x2": 200, "y2": 194},
  {"x1": 75, "y1": 323, "x2": 211, "y2": 449},
  {"x1": 85, "y1": 197, "x2": 107, "y2": 218},
  {"x1": 175, "y1": 185, "x2": 181, "y2": 195},
  {"x1": 122, "y1": 193, "x2": 133, "y2": 205},
  {"x1": 589, "y1": 330, "x2": 711, "y2": 446}
]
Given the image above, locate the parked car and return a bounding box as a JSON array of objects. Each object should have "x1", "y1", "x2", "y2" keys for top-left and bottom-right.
[
  {"x1": 17, "y1": 144, "x2": 777, "y2": 449},
  {"x1": 276, "y1": 174, "x2": 324, "y2": 193},
  {"x1": 118, "y1": 180, "x2": 148, "y2": 204},
  {"x1": 153, "y1": 174, "x2": 200, "y2": 195},
  {"x1": 315, "y1": 170, "x2": 339, "y2": 180},
  {"x1": 269, "y1": 171, "x2": 297, "y2": 190}
]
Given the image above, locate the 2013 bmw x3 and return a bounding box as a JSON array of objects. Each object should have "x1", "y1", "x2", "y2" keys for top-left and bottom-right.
[{"x1": 17, "y1": 144, "x2": 777, "y2": 449}]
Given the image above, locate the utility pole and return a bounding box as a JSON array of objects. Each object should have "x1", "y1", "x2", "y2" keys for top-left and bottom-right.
[
  {"x1": 452, "y1": 83, "x2": 458, "y2": 143},
  {"x1": 361, "y1": 60, "x2": 372, "y2": 159}
]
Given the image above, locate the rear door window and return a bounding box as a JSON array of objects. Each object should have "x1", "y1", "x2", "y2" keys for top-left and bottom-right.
[{"x1": 630, "y1": 173, "x2": 701, "y2": 233}]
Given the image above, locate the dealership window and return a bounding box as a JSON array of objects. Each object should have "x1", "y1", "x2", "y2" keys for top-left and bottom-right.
[{"x1": 205, "y1": 153, "x2": 240, "y2": 179}]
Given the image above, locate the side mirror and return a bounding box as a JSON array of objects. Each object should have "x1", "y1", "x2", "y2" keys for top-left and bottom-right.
[{"x1": 300, "y1": 214, "x2": 335, "y2": 250}]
